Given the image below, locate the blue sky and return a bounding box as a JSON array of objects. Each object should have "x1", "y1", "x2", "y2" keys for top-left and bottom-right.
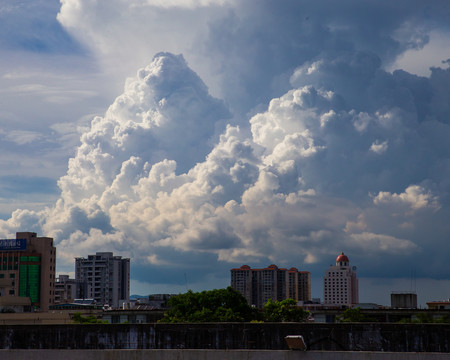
[{"x1": 1, "y1": 0, "x2": 450, "y2": 306}]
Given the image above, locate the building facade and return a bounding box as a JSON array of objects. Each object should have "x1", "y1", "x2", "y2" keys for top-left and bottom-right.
[
  {"x1": 75, "y1": 252, "x2": 130, "y2": 308},
  {"x1": 323, "y1": 252, "x2": 358, "y2": 306},
  {"x1": 0, "y1": 232, "x2": 56, "y2": 311},
  {"x1": 54, "y1": 274, "x2": 91, "y2": 304},
  {"x1": 231, "y1": 264, "x2": 311, "y2": 308}
]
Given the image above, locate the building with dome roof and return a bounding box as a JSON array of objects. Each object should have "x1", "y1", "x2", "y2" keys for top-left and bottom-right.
[
  {"x1": 323, "y1": 252, "x2": 358, "y2": 306},
  {"x1": 230, "y1": 264, "x2": 310, "y2": 308}
]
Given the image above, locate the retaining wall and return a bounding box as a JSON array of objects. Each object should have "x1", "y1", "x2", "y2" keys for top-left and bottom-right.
[{"x1": 0, "y1": 323, "x2": 448, "y2": 352}]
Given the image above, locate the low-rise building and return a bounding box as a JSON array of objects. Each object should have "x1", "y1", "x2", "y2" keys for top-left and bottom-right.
[
  {"x1": 54, "y1": 275, "x2": 91, "y2": 304},
  {"x1": 427, "y1": 300, "x2": 450, "y2": 310},
  {"x1": 102, "y1": 308, "x2": 164, "y2": 323}
]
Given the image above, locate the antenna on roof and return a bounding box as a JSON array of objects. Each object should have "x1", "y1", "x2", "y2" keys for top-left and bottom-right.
[
  {"x1": 184, "y1": 272, "x2": 189, "y2": 292},
  {"x1": 410, "y1": 269, "x2": 416, "y2": 293}
]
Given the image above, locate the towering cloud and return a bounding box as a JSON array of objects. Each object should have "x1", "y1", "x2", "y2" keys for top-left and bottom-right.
[{"x1": 2, "y1": 48, "x2": 449, "y2": 281}]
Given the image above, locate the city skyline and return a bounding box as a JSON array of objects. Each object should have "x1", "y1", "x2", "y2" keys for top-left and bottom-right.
[{"x1": 0, "y1": 1, "x2": 450, "y2": 307}]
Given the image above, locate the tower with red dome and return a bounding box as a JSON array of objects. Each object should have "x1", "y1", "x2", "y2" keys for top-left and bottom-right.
[
  {"x1": 336, "y1": 252, "x2": 349, "y2": 266},
  {"x1": 323, "y1": 252, "x2": 359, "y2": 306}
]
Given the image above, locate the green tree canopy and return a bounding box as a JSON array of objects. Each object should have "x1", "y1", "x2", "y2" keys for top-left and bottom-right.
[
  {"x1": 160, "y1": 287, "x2": 258, "y2": 322},
  {"x1": 72, "y1": 312, "x2": 107, "y2": 324},
  {"x1": 337, "y1": 307, "x2": 374, "y2": 322},
  {"x1": 398, "y1": 313, "x2": 450, "y2": 323},
  {"x1": 262, "y1": 298, "x2": 309, "y2": 322}
]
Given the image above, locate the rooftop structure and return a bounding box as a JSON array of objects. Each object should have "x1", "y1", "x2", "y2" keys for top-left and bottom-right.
[{"x1": 391, "y1": 292, "x2": 417, "y2": 309}]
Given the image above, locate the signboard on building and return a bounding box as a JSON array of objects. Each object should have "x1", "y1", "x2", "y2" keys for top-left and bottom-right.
[{"x1": 0, "y1": 238, "x2": 26, "y2": 251}]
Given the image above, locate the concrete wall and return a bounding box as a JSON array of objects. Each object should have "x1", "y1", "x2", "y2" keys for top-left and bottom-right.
[
  {"x1": 0, "y1": 350, "x2": 448, "y2": 360},
  {"x1": 0, "y1": 323, "x2": 449, "y2": 352}
]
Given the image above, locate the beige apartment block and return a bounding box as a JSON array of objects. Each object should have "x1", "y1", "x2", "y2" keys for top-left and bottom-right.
[
  {"x1": 0, "y1": 232, "x2": 56, "y2": 311},
  {"x1": 231, "y1": 264, "x2": 311, "y2": 308}
]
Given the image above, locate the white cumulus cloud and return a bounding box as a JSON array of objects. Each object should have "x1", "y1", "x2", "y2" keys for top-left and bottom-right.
[
  {"x1": 370, "y1": 140, "x2": 388, "y2": 155},
  {"x1": 373, "y1": 185, "x2": 440, "y2": 212}
]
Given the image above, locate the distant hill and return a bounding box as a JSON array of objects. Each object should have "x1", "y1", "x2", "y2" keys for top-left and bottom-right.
[{"x1": 130, "y1": 294, "x2": 148, "y2": 300}]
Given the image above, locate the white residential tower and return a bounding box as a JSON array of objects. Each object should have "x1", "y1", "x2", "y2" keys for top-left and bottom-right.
[{"x1": 323, "y1": 252, "x2": 358, "y2": 306}]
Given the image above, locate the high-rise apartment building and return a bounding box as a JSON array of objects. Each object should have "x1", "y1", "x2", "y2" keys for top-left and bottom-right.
[
  {"x1": 323, "y1": 252, "x2": 358, "y2": 306},
  {"x1": 75, "y1": 252, "x2": 130, "y2": 308},
  {"x1": 0, "y1": 232, "x2": 56, "y2": 311},
  {"x1": 231, "y1": 264, "x2": 311, "y2": 308}
]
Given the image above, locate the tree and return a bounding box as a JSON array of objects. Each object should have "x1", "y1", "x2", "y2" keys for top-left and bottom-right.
[
  {"x1": 399, "y1": 313, "x2": 450, "y2": 324},
  {"x1": 160, "y1": 287, "x2": 258, "y2": 323},
  {"x1": 72, "y1": 312, "x2": 108, "y2": 324},
  {"x1": 337, "y1": 307, "x2": 374, "y2": 322},
  {"x1": 262, "y1": 298, "x2": 309, "y2": 322}
]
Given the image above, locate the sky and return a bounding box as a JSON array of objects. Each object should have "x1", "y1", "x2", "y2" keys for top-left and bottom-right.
[{"x1": 1, "y1": 0, "x2": 450, "y2": 307}]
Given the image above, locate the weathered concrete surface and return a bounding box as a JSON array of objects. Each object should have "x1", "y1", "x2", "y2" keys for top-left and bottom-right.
[
  {"x1": 0, "y1": 323, "x2": 449, "y2": 352},
  {"x1": 0, "y1": 350, "x2": 448, "y2": 360}
]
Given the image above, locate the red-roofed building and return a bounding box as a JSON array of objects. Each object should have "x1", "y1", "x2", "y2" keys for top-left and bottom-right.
[{"x1": 426, "y1": 300, "x2": 450, "y2": 310}]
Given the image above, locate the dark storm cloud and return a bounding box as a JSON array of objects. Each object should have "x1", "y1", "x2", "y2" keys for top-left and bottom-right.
[{"x1": 205, "y1": 0, "x2": 450, "y2": 117}]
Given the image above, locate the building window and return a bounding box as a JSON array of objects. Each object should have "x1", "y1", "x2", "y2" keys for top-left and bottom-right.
[
  {"x1": 9, "y1": 290, "x2": 14, "y2": 295},
  {"x1": 9, "y1": 274, "x2": 15, "y2": 278}
]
